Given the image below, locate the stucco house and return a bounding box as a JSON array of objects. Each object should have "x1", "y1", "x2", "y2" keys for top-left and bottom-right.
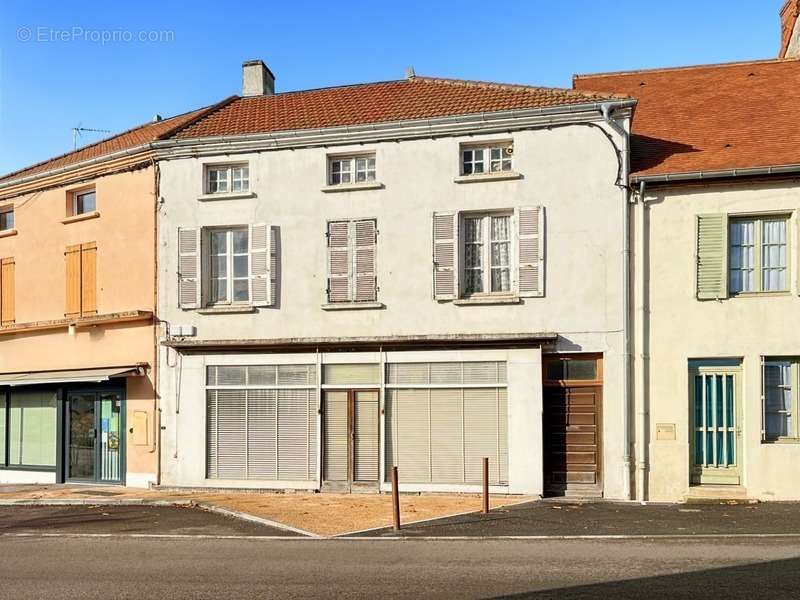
[
  {"x1": 154, "y1": 62, "x2": 635, "y2": 498},
  {"x1": 0, "y1": 108, "x2": 215, "y2": 487},
  {"x1": 575, "y1": 56, "x2": 800, "y2": 502}
]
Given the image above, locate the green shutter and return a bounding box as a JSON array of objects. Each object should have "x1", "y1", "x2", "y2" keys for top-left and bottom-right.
[{"x1": 696, "y1": 214, "x2": 728, "y2": 300}]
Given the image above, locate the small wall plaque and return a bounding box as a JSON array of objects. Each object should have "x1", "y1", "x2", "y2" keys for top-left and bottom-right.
[{"x1": 656, "y1": 423, "x2": 676, "y2": 441}]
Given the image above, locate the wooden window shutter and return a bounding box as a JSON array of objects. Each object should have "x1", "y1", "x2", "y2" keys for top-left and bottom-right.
[
  {"x1": 0, "y1": 257, "x2": 15, "y2": 325},
  {"x1": 177, "y1": 228, "x2": 201, "y2": 309},
  {"x1": 327, "y1": 221, "x2": 351, "y2": 302},
  {"x1": 517, "y1": 206, "x2": 544, "y2": 297},
  {"x1": 433, "y1": 212, "x2": 457, "y2": 300},
  {"x1": 696, "y1": 214, "x2": 728, "y2": 300},
  {"x1": 249, "y1": 223, "x2": 272, "y2": 307},
  {"x1": 354, "y1": 219, "x2": 377, "y2": 302},
  {"x1": 65, "y1": 244, "x2": 82, "y2": 318},
  {"x1": 80, "y1": 242, "x2": 97, "y2": 315}
]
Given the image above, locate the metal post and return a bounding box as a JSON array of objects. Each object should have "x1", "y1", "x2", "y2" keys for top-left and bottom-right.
[
  {"x1": 482, "y1": 457, "x2": 489, "y2": 514},
  {"x1": 391, "y1": 466, "x2": 401, "y2": 531}
]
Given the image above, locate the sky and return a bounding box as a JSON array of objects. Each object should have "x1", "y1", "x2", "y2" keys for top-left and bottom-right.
[{"x1": 0, "y1": 0, "x2": 787, "y2": 175}]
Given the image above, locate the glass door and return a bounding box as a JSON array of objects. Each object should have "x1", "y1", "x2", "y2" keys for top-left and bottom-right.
[
  {"x1": 68, "y1": 394, "x2": 96, "y2": 480},
  {"x1": 67, "y1": 391, "x2": 123, "y2": 484}
]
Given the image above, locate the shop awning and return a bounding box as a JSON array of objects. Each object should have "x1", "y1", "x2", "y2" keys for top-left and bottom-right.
[{"x1": 0, "y1": 366, "x2": 145, "y2": 387}]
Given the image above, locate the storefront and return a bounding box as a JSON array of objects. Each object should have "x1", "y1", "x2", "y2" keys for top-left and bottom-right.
[
  {"x1": 161, "y1": 346, "x2": 544, "y2": 495},
  {"x1": 0, "y1": 366, "x2": 143, "y2": 485}
]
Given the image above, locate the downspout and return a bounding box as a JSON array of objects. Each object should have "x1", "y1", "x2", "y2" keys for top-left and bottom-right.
[
  {"x1": 601, "y1": 103, "x2": 633, "y2": 501},
  {"x1": 635, "y1": 180, "x2": 649, "y2": 502}
]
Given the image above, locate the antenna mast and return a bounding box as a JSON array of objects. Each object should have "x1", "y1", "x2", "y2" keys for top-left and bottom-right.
[{"x1": 72, "y1": 126, "x2": 111, "y2": 150}]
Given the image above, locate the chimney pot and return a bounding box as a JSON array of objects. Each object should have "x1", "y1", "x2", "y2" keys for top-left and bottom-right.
[{"x1": 242, "y1": 60, "x2": 275, "y2": 97}]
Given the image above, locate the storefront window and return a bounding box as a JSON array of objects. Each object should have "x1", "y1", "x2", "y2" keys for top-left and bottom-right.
[{"x1": 8, "y1": 391, "x2": 57, "y2": 467}]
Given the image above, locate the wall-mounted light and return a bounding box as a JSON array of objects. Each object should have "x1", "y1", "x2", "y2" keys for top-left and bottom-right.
[{"x1": 68, "y1": 324, "x2": 76, "y2": 336}]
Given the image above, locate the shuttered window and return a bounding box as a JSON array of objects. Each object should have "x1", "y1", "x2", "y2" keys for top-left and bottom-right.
[
  {"x1": 65, "y1": 242, "x2": 97, "y2": 318},
  {"x1": 327, "y1": 219, "x2": 377, "y2": 303},
  {"x1": 0, "y1": 257, "x2": 14, "y2": 325},
  {"x1": 385, "y1": 361, "x2": 508, "y2": 485},
  {"x1": 433, "y1": 207, "x2": 544, "y2": 301},
  {"x1": 206, "y1": 365, "x2": 317, "y2": 481}
]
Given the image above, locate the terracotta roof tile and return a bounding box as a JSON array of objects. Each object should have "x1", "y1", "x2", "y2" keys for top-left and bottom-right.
[
  {"x1": 573, "y1": 58, "x2": 800, "y2": 178},
  {"x1": 0, "y1": 103, "x2": 227, "y2": 184},
  {"x1": 174, "y1": 76, "x2": 626, "y2": 139}
]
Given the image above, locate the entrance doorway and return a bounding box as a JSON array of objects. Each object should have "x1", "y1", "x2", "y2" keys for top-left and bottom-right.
[
  {"x1": 66, "y1": 391, "x2": 124, "y2": 484},
  {"x1": 689, "y1": 365, "x2": 741, "y2": 485},
  {"x1": 542, "y1": 354, "x2": 603, "y2": 497},
  {"x1": 322, "y1": 389, "x2": 379, "y2": 491}
]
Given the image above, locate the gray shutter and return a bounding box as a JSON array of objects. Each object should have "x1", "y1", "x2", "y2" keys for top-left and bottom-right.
[
  {"x1": 354, "y1": 219, "x2": 377, "y2": 302},
  {"x1": 323, "y1": 391, "x2": 349, "y2": 481},
  {"x1": 517, "y1": 206, "x2": 544, "y2": 297},
  {"x1": 278, "y1": 389, "x2": 312, "y2": 480},
  {"x1": 247, "y1": 389, "x2": 277, "y2": 479},
  {"x1": 386, "y1": 389, "x2": 432, "y2": 483},
  {"x1": 249, "y1": 223, "x2": 271, "y2": 307},
  {"x1": 213, "y1": 390, "x2": 247, "y2": 479},
  {"x1": 463, "y1": 388, "x2": 503, "y2": 484},
  {"x1": 327, "y1": 221, "x2": 351, "y2": 303},
  {"x1": 433, "y1": 212, "x2": 458, "y2": 300},
  {"x1": 353, "y1": 391, "x2": 380, "y2": 482},
  {"x1": 178, "y1": 227, "x2": 201, "y2": 309},
  {"x1": 696, "y1": 214, "x2": 728, "y2": 300}
]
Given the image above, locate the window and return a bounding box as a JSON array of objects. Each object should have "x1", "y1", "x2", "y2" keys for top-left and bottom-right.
[
  {"x1": 462, "y1": 213, "x2": 512, "y2": 296},
  {"x1": 206, "y1": 365, "x2": 317, "y2": 480},
  {"x1": 65, "y1": 242, "x2": 97, "y2": 317},
  {"x1": 329, "y1": 155, "x2": 376, "y2": 186},
  {"x1": 764, "y1": 359, "x2": 799, "y2": 440},
  {"x1": 0, "y1": 391, "x2": 58, "y2": 468},
  {"x1": 206, "y1": 164, "x2": 249, "y2": 194},
  {"x1": 0, "y1": 257, "x2": 15, "y2": 325},
  {"x1": 0, "y1": 208, "x2": 13, "y2": 231},
  {"x1": 729, "y1": 217, "x2": 788, "y2": 294},
  {"x1": 461, "y1": 144, "x2": 513, "y2": 176},
  {"x1": 72, "y1": 190, "x2": 96, "y2": 216},
  {"x1": 327, "y1": 219, "x2": 377, "y2": 303},
  {"x1": 209, "y1": 228, "x2": 249, "y2": 304}
]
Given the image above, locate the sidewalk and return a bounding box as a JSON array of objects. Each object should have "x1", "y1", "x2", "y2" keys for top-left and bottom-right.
[
  {"x1": 354, "y1": 498, "x2": 800, "y2": 538},
  {"x1": 0, "y1": 485, "x2": 530, "y2": 536}
]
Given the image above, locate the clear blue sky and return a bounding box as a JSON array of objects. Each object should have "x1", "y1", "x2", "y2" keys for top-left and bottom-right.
[{"x1": 0, "y1": 0, "x2": 787, "y2": 175}]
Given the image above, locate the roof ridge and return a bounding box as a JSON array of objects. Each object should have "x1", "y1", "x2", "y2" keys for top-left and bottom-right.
[
  {"x1": 0, "y1": 104, "x2": 215, "y2": 182},
  {"x1": 238, "y1": 79, "x2": 408, "y2": 101},
  {"x1": 412, "y1": 75, "x2": 629, "y2": 99},
  {"x1": 573, "y1": 57, "x2": 800, "y2": 81}
]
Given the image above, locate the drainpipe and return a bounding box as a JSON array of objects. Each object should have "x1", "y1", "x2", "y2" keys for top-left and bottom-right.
[
  {"x1": 635, "y1": 180, "x2": 649, "y2": 502},
  {"x1": 600, "y1": 103, "x2": 633, "y2": 501}
]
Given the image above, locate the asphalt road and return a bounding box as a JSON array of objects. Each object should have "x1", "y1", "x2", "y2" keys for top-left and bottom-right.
[{"x1": 1, "y1": 536, "x2": 799, "y2": 599}]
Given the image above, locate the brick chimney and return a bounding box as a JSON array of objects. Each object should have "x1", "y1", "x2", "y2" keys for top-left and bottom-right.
[
  {"x1": 242, "y1": 60, "x2": 275, "y2": 97},
  {"x1": 780, "y1": 0, "x2": 800, "y2": 58}
]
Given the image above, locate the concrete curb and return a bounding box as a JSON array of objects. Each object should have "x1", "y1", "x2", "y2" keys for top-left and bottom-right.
[{"x1": 194, "y1": 503, "x2": 320, "y2": 538}]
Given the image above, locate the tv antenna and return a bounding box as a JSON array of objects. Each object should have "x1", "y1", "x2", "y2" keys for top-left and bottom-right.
[{"x1": 72, "y1": 124, "x2": 111, "y2": 150}]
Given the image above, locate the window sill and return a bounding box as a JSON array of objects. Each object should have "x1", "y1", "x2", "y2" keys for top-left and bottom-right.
[
  {"x1": 453, "y1": 295, "x2": 521, "y2": 306},
  {"x1": 728, "y1": 291, "x2": 792, "y2": 298},
  {"x1": 763, "y1": 437, "x2": 800, "y2": 445},
  {"x1": 197, "y1": 191, "x2": 256, "y2": 202},
  {"x1": 0, "y1": 228, "x2": 17, "y2": 238},
  {"x1": 453, "y1": 172, "x2": 523, "y2": 184},
  {"x1": 321, "y1": 301, "x2": 385, "y2": 311},
  {"x1": 197, "y1": 305, "x2": 258, "y2": 315},
  {"x1": 61, "y1": 211, "x2": 100, "y2": 224},
  {"x1": 321, "y1": 182, "x2": 385, "y2": 193}
]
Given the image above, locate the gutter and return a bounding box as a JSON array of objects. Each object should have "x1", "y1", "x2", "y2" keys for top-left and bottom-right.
[
  {"x1": 632, "y1": 164, "x2": 800, "y2": 185},
  {"x1": 601, "y1": 102, "x2": 634, "y2": 502}
]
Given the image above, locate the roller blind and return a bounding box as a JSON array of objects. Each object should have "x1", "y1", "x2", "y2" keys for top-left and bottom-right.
[
  {"x1": 324, "y1": 391, "x2": 349, "y2": 481},
  {"x1": 354, "y1": 391, "x2": 379, "y2": 482},
  {"x1": 323, "y1": 363, "x2": 380, "y2": 385},
  {"x1": 385, "y1": 383, "x2": 508, "y2": 485},
  {"x1": 8, "y1": 391, "x2": 57, "y2": 467}
]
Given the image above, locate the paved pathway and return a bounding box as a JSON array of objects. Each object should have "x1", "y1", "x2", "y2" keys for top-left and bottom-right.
[{"x1": 356, "y1": 500, "x2": 800, "y2": 538}]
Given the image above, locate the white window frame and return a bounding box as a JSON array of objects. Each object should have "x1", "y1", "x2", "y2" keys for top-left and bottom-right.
[
  {"x1": 208, "y1": 227, "x2": 250, "y2": 305},
  {"x1": 205, "y1": 163, "x2": 250, "y2": 195},
  {"x1": 72, "y1": 189, "x2": 96, "y2": 216},
  {"x1": 328, "y1": 154, "x2": 376, "y2": 186},
  {"x1": 0, "y1": 208, "x2": 13, "y2": 231},
  {"x1": 729, "y1": 215, "x2": 790, "y2": 295},
  {"x1": 763, "y1": 358, "x2": 800, "y2": 442},
  {"x1": 460, "y1": 211, "x2": 514, "y2": 297},
  {"x1": 460, "y1": 143, "x2": 513, "y2": 176}
]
